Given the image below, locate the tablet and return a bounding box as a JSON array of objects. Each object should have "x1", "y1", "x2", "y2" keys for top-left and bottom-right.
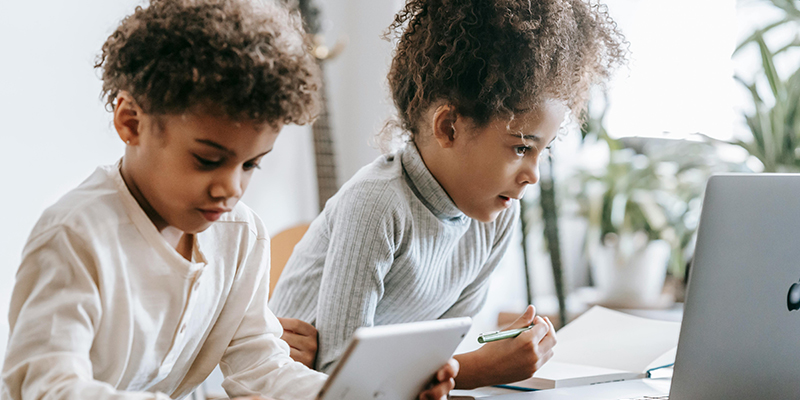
[{"x1": 317, "y1": 317, "x2": 472, "y2": 400}]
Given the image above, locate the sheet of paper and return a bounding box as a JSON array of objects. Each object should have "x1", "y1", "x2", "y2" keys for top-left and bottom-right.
[
  {"x1": 522, "y1": 361, "x2": 639, "y2": 389},
  {"x1": 550, "y1": 306, "x2": 681, "y2": 373}
]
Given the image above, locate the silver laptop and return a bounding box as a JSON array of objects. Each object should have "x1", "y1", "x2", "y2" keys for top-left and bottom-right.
[
  {"x1": 668, "y1": 174, "x2": 800, "y2": 399},
  {"x1": 480, "y1": 174, "x2": 800, "y2": 400}
]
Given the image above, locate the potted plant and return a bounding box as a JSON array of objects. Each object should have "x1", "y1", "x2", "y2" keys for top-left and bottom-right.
[{"x1": 569, "y1": 98, "x2": 744, "y2": 307}]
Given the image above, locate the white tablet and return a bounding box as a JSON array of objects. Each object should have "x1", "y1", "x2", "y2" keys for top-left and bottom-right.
[{"x1": 317, "y1": 317, "x2": 472, "y2": 400}]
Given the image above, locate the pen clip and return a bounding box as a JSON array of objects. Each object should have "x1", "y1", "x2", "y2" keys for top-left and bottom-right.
[{"x1": 478, "y1": 330, "x2": 499, "y2": 336}]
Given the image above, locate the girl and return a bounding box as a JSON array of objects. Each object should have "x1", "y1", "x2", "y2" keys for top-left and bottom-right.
[
  {"x1": 270, "y1": 0, "x2": 627, "y2": 389},
  {"x1": 1, "y1": 1, "x2": 456, "y2": 399}
]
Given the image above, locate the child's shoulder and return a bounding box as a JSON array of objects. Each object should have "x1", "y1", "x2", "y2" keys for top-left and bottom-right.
[
  {"x1": 29, "y1": 164, "x2": 127, "y2": 242},
  {"x1": 348, "y1": 150, "x2": 405, "y2": 185},
  {"x1": 331, "y1": 151, "x2": 408, "y2": 208}
]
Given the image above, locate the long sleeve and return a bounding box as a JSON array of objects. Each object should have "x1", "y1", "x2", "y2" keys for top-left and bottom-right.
[
  {"x1": 219, "y1": 236, "x2": 327, "y2": 400},
  {"x1": 1, "y1": 227, "x2": 171, "y2": 400},
  {"x1": 313, "y1": 182, "x2": 399, "y2": 374},
  {"x1": 441, "y1": 201, "x2": 520, "y2": 319}
]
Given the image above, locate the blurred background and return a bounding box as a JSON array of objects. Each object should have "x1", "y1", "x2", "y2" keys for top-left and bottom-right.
[{"x1": 1, "y1": 0, "x2": 799, "y2": 378}]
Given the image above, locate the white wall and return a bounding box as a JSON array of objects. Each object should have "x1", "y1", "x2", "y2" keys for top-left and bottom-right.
[
  {"x1": 317, "y1": 0, "x2": 398, "y2": 182},
  {"x1": 0, "y1": 0, "x2": 318, "y2": 360}
]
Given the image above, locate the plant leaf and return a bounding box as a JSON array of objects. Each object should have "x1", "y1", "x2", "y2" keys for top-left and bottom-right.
[
  {"x1": 766, "y1": 0, "x2": 800, "y2": 20},
  {"x1": 734, "y1": 18, "x2": 791, "y2": 54},
  {"x1": 775, "y1": 35, "x2": 800, "y2": 55},
  {"x1": 755, "y1": 34, "x2": 785, "y2": 103}
]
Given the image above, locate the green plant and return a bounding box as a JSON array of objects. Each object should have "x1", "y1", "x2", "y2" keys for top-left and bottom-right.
[
  {"x1": 724, "y1": 0, "x2": 800, "y2": 171},
  {"x1": 572, "y1": 138, "x2": 737, "y2": 278},
  {"x1": 572, "y1": 96, "x2": 745, "y2": 280}
]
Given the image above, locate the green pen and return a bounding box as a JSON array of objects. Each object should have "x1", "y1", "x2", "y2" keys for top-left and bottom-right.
[{"x1": 477, "y1": 324, "x2": 534, "y2": 344}]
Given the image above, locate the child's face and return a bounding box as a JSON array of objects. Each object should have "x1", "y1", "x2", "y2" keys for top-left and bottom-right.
[
  {"x1": 429, "y1": 101, "x2": 566, "y2": 223},
  {"x1": 118, "y1": 100, "x2": 280, "y2": 234}
]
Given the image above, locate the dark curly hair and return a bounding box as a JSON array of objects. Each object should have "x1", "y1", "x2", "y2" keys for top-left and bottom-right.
[
  {"x1": 385, "y1": 0, "x2": 627, "y2": 141},
  {"x1": 95, "y1": 0, "x2": 321, "y2": 125}
]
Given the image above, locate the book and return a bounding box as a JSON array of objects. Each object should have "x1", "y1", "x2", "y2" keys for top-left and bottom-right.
[{"x1": 505, "y1": 306, "x2": 680, "y2": 390}]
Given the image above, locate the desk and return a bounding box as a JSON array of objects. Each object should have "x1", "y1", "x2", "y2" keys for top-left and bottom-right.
[{"x1": 451, "y1": 378, "x2": 670, "y2": 399}]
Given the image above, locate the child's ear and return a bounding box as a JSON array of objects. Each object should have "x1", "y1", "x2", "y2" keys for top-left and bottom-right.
[
  {"x1": 431, "y1": 104, "x2": 459, "y2": 148},
  {"x1": 114, "y1": 93, "x2": 142, "y2": 145}
]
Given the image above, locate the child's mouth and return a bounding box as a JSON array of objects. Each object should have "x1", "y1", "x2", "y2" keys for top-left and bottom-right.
[
  {"x1": 198, "y1": 207, "x2": 230, "y2": 222},
  {"x1": 498, "y1": 195, "x2": 512, "y2": 207},
  {"x1": 200, "y1": 210, "x2": 223, "y2": 221}
]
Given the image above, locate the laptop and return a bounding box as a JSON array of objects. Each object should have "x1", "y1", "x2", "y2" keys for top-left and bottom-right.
[
  {"x1": 317, "y1": 317, "x2": 471, "y2": 400},
  {"x1": 480, "y1": 174, "x2": 800, "y2": 400},
  {"x1": 668, "y1": 174, "x2": 800, "y2": 399}
]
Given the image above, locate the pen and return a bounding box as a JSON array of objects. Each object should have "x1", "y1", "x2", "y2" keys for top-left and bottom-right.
[{"x1": 477, "y1": 324, "x2": 534, "y2": 343}]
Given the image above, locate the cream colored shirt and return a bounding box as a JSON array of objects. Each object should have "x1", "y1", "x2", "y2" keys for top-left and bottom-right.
[{"x1": 1, "y1": 164, "x2": 327, "y2": 400}]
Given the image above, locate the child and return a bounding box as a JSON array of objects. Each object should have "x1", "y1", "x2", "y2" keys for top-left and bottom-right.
[
  {"x1": 0, "y1": 1, "x2": 457, "y2": 399},
  {"x1": 270, "y1": 0, "x2": 627, "y2": 389}
]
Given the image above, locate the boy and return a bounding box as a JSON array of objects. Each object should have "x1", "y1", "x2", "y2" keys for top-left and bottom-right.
[{"x1": 1, "y1": 1, "x2": 457, "y2": 399}]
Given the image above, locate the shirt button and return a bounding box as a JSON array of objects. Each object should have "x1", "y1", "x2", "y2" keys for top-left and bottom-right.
[
  {"x1": 193, "y1": 281, "x2": 200, "y2": 291},
  {"x1": 180, "y1": 324, "x2": 187, "y2": 334}
]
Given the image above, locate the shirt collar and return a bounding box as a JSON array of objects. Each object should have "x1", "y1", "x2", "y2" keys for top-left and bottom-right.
[
  {"x1": 400, "y1": 142, "x2": 466, "y2": 222},
  {"x1": 112, "y1": 159, "x2": 207, "y2": 272}
]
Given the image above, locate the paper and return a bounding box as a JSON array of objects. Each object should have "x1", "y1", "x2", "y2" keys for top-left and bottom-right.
[
  {"x1": 507, "y1": 306, "x2": 681, "y2": 389},
  {"x1": 548, "y1": 306, "x2": 680, "y2": 372},
  {"x1": 522, "y1": 361, "x2": 639, "y2": 389}
]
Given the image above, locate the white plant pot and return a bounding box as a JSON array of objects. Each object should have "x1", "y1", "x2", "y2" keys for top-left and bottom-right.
[{"x1": 590, "y1": 236, "x2": 671, "y2": 308}]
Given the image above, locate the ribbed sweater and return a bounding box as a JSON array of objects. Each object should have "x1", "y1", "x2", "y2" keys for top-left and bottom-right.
[{"x1": 269, "y1": 143, "x2": 519, "y2": 373}]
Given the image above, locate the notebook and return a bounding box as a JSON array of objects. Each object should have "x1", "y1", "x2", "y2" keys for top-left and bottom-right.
[{"x1": 503, "y1": 306, "x2": 680, "y2": 390}]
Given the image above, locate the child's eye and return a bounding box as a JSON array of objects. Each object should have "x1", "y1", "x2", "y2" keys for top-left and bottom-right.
[
  {"x1": 514, "y1": 146, "x2": 532, "y2": 156},
  {"x1": 243, "y1": 161, "x2": 261, "y2": 171},
  {"x1": 194, "y1": 155, "x2": 222, "y2": 168}
]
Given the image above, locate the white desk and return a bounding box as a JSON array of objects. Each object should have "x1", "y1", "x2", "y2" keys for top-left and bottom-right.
[{"x1": 451, "y1": 378, "x2": 671, "y2": 399}]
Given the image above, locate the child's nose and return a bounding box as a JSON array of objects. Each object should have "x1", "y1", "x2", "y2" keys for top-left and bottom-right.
[
  {"x1": 210, "y1": 170, "x2": 243, "y2": 200},
  {"x1": 518, "y1": 161, "x2": 540, "y2": 186}
]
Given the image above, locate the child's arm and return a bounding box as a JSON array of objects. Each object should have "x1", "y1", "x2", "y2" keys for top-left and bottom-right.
[
  {"x1": 219, "y1": 235, "x2": 327, "y2": 400},
  {"x1": 440, "y1": 201, "x2": 519, "y2": 319},
  {"x1": 436, "y1": 203, "x2": 557, "y2": 389},
  {"x1": 312, "y1": 183, "x2": 399, "y2": 374},
  {"x1": 2, "y1": 227, "x2": 171, "y2": 400}
]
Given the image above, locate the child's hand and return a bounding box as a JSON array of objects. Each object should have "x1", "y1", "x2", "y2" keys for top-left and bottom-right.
[
  {"x1": 418, "y1": 358, "x2": 459, "y2": 400},
  {"x1": 454, "y1": 305, "x2": 557, "y2": 388},
  {"x1": 278, "y1": 317, "x2": 319, "y2": 369},
  {"x1": 481, "y1": 306, "x2": 556, "y2": 382}
]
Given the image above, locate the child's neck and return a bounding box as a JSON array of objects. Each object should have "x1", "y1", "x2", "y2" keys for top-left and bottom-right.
[
  {"x1": 162, "y1": 226, "x2": 194, "y2": 261},
  {"x1": 120, "y1": 160, "x2": 193, "y2": 261}
]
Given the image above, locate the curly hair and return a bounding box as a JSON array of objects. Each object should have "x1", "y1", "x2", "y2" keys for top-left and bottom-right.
[
  {"x1": 385, "y1": 0, "x2": 627, "y2": 141},
  {"x1": 95, "y1": 0, "x2": 321, "y2": 125}
]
